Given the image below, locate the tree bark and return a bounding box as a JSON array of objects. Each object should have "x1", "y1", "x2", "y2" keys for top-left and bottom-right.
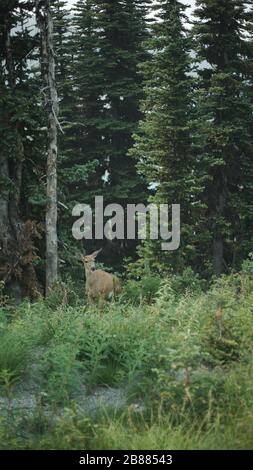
[
  {"x1": 0, "y1": 12, "x2": 41, "y2": 301},
  {"x1": 212, "y1": 171, "x2": 228, "y2": 276},
  {"x1": 213, "y1": 233, "x2": 224, "y2": 276},
  {"x1": 36, "y1": 0, "x2": 58, "y2": 294}
]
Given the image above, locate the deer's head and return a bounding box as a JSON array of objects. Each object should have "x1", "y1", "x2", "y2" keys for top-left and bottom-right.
[{"x1": 82, "y1": 249, "x2": 102, "y2": 272}]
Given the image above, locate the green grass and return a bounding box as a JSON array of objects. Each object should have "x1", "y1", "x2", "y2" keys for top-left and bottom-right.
[
  {"x1": 2, "y1": 404, "x2": 253, "y2": 450},
  {"x1": 0, "y1": 270, "x2": 253, "y2": 449}
]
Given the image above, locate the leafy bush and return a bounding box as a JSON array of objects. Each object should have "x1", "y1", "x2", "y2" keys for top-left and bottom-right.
[
  {"x1": 121, "y1": 276, "x2": 162, "y2": 304},
  {"x1": 168, "y1": 267, "x2": 206, "y2": 296},
  {"x1": 242, "y1": 254, "x2": 253, "y2": 278},
  {"x1": 0, "y1": 332, "x2": 30, "y2": 379},
  {"x1": 44, "y1": 280, "x2": 84, "y2": 309}
]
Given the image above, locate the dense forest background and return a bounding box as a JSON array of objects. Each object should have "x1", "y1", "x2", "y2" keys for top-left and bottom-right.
[
  {"x1": 1, "y1": 0, "x2": 253, "y2": 299},
  {"x1": 1, "y1": 0, "x2": 253, "y2": 452}
]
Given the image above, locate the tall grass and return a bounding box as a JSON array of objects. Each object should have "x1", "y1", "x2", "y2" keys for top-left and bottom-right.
[{"x1": 0, "y1": 269, "x2": 253, "y2": 449}]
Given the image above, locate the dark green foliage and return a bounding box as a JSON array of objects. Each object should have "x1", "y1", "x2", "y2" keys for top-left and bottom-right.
[
  {"x1": 193, "y1": 0, "x2": 253, "y2": 275},
  {"x1": 0, "y1": 2, "x2": 46, "y2": 296},
  {"x1": 242, "y1": 253, "x2": 253, "y2": 277},
  {"x1": 1, "y1": 0, "x2": 253, "y2": 293},
  {"x1": 1, "y1": 0, "x2": 253, "y2": 453},
  {"x1": 121, "y1": 275, "x2": 162, "y2": 304},
  {"x1": 166, "y1": 267, "x2": 206, "y2": 297},
  {"x1": 130, "y1": 1, "x2": 200, "y2": 273},
  {"x1": 55, "y1": 0, "x2": 150, "y2": 271}
]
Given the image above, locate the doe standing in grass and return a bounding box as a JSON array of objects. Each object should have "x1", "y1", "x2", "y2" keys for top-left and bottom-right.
[{"x1": 83, "y1": 249, "x2": 121, "y2": 304}]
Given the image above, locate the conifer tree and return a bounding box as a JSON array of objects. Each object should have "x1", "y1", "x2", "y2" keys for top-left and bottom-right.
[
  {"x1": 130, "y1": 0, "x2": 197, "y2": 273},
  {"x1": 95, "y1": 0, "x2": 150, "y2": 206},
  {"x1": 0, "y1": 0, "x2": 43, "y2": 298},
  {"x1": 57, "y1": 0, "x2": 150, "y2": 265},
  {"x1": 69, "y1": 0, "x2": 149, "y2": 201},
  {"x1": 194, "y1": 0, "x2": 253, "y2": 275}
]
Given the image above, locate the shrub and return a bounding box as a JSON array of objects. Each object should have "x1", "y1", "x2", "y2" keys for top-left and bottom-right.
[
  {"x1": 121, "y1": 276, "x2": 162, "y2": 305},
  {"x1": 242, "y1": 254, "x2": 253, "y2": 278}
]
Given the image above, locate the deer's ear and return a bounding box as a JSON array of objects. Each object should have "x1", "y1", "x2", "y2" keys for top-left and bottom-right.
[{"x1": 91, "y1": 248, "x2": 102, "y2": 258}]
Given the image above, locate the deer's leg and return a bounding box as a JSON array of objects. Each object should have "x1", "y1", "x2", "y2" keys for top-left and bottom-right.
[
  {"x1": 86, "y1": 290, "x2": 95, "y2": 305},
  {"x1": 97, "y1": 296, "x2": 105, "y2": 310}
]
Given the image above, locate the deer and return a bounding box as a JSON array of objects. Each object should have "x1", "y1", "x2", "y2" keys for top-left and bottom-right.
[{"x1": 82, "y1": 249, "x2": 121, "y2": 304}]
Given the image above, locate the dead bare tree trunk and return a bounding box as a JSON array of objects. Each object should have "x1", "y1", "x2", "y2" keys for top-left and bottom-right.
[{"x1": 36, "y1": 0, "x2": 58, "y2": 294}]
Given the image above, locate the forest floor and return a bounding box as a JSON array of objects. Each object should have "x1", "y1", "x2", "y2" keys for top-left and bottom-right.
[
  {"x1": 0, "y1": 268, "x2": 253, "y2": 449},
  {"x1": 0, "y1": 377, "x2": 128, "y2": 418}
]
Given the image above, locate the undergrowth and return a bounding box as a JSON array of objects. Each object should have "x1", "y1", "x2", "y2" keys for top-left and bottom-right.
[{"x1": 0, "y1": 267, "x2": 253, "y2": 449}]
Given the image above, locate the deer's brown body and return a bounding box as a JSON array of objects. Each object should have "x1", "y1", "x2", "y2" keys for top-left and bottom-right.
[{"x1": 83, "y1": 250, "x2": 121, "y2": 302}]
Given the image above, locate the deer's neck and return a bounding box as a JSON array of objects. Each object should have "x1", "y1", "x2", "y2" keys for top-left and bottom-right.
[{"x1": 85, "y1": 265, "x2": 93, "y2": 280}]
